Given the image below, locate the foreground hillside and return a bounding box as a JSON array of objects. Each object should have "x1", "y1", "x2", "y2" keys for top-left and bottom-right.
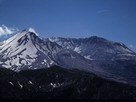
[{"x1": 0, "y1": 66, "x2": 136, "y2": 99}]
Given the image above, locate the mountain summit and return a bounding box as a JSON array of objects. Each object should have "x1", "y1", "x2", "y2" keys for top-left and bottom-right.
[{"x1": 0, "y1": 30, "x2": 62, "y2": 71}]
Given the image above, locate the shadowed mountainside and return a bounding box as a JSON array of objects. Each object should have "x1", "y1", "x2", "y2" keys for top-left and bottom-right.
[{"x1": 0, "y1": 66, "x2": 136, "y2": 99}]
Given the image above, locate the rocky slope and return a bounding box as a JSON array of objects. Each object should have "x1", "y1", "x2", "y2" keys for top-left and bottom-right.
[{"x1": 45, "y1": 36, "x2": 136, "y2": 60}]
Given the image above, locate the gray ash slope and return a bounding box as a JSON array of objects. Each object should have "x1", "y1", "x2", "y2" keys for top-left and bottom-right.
[
  {"x1": 0, "y1": 30, "x2": 136, "y2": 86},
  {"x1": 44, "y1": 36, "x2": 136, "y2": 60}
]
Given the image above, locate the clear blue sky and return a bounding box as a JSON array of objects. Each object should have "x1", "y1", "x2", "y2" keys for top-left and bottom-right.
[{"x1": 0, "y1": 0, "x2": 136, "y2": 51}]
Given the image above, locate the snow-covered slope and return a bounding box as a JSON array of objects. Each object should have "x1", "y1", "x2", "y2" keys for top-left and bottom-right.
[
  {"x1": 45, "y1": 36, "x2": 136, "y2": 60},
  {"x1": 0, "y1": 30, "x2": 62, "y2": 71}
]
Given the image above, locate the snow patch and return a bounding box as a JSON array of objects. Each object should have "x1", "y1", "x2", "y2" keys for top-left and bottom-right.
[
  {"x1": 44, "y1": 59, "x2": 47, "y2": 63},
  {"x1": 28, "y1": 28, "x2": 39, "y2": 36},
  {"x1": 29, "y1": 81, "x2": 33, "y2": 84},
  {"x1": 17, "y1": 81, "x2": 23, "y2": 89},
  {"x1": 2, "y1": 64, "x2": 11, "y2": 68},
  {"x1": 21, "y1": 60, "x2": 27, "y2": 65},
  {"x1": 74, "y1": 47, "x2": 81, "y2": 53},
  {"x1": 50, "y1": 83, "x2": 64, "y2": 88},
  {"x1": 84, "y1": 55, "x2": 93, "y2": 60},
  {"x1": 50, "y1": 83, "x2": 57, "y2": 88},
  {"x1": 50, "y1": 60, "x2": 54, "y2": 65},
  {"x1": 9, "y1": 82, "x2": 14, "y2": 86}
]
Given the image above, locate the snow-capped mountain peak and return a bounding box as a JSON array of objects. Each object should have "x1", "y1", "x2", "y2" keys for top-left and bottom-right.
[
  {"x1": 0, "y1": 30, "x2": 62, "y2": 71},
  {"x1": 28, "y1": 28, "x2": 39, "y2": 36}
]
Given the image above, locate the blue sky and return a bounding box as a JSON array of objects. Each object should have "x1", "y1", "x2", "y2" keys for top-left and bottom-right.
[{"x1": 0, "y1": 0, "x2": 136, "y2": 51}]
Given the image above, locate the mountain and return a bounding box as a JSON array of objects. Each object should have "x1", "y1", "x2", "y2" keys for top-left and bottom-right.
[
  {"x1": 0, "y1": 30, "x2": 136, "y2": 86},
  {"x1": 0, "y1": 30, "x2": 92, "y2": 72},
  {"x1": 1, "y1": 66, "x2": 136, "y2": 99},
  {"x1": 44, "y1": 36, "x2": 136, "y2": 85},
  {"x1": 0, "y1": 30, "x2": 63, "y2": 71},
  {"x1": 44, "y1": 36, "x2": 136, "y2": 60}
]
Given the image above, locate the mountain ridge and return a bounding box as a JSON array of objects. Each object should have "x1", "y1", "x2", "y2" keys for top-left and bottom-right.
[{"x1": 45, "y1": 36, "x2": 136, "y2": 60}]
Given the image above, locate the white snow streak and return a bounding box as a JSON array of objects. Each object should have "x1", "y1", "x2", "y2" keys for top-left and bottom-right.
[
  {"x1": 74, "y1": 47, "x2": 81, "y2": 53},
  {"x1": 9, "y1": 82, "x2": 14, "y2": 86},
  {"x1": 29, "y1": 81, "x2": 33, "y2": 84},
  {"x1": 18, "y1": 81, "x2": 23, "y2": 89}
]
